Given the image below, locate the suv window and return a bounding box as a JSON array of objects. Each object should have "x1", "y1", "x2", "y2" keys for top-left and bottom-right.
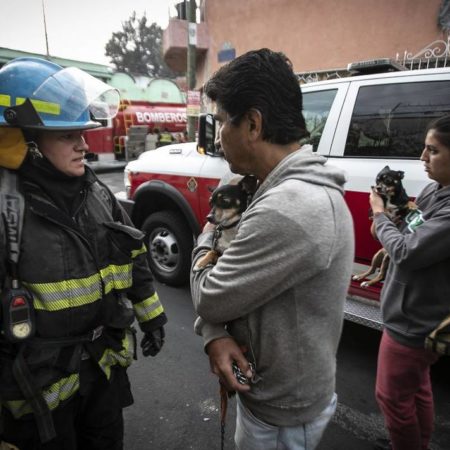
[
  {"x1": 344, "y1": 81, "x2": 450, "y2": 158},
  {"x1": 302, "y1": 89, "x2": 337, "y2": 151}
]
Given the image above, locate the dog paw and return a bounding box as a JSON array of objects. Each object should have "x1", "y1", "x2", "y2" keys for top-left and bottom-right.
[
  {"x1": 192, "y1": 263, "x2": 206, "y2": 272},
  {"x1": 360, "y1": 281, "x2": 370, "y2": 288},
  {"x1": 193, "y1": 251, "x2": 219, "y2": 272},
  {"x1": 352, "y1": 274, "x2": 364, "y2": 281}
]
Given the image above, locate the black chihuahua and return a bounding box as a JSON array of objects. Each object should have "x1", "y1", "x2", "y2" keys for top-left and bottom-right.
[
  {"x1": 353, "y1": 165, "x2": 417, "y2": 288},
  {"x1": 193, "y1": 175, "x2": 258, "y2": 271},
  {"x1": 372, "y1": 165, "x2": 416, "y2": 221}
]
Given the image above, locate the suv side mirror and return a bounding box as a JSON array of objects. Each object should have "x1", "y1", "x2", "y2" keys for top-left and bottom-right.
[{"x1": 197, "y1": 113, "x2": 219, "y2": 156}]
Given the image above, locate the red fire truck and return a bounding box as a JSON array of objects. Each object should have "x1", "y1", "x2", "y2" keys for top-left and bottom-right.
[
  {"x1": 84, "y1": 99, "x2": 187, "y2": 160},
  {"x1": 118, "y1": 62, "x2": 450, "y2": 330}
]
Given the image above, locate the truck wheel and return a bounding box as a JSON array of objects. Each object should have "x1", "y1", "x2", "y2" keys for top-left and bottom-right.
[{"x1": 142, "y1": 210, "x2": 193, "y2": 286}]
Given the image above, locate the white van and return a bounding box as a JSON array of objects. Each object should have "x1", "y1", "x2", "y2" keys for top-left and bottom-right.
[{"x1": 122, "y1": 62, "x2": 450, "y2": 329}]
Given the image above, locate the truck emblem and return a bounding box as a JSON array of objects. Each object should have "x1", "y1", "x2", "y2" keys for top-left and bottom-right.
[{"x1": 187, "y1": 177, "x2": 198, "y2": 192}]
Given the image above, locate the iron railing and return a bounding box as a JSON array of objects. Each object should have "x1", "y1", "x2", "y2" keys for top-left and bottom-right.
[
  {"x1": 296, "y1": 36, "x2": 450, "y2": 84},
  {"x1": 396, "y1": 36, "x2": 450, "y2": 70}
]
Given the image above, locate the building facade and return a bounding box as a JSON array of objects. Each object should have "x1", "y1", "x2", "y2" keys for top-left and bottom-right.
[{"x1": 163, "y1": 0, "x2": 446, "y2": 87}]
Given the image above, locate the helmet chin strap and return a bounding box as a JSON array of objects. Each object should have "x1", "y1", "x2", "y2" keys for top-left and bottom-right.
[{"x1": 3, "y1": 98, "x2": 44, "y2": 129}]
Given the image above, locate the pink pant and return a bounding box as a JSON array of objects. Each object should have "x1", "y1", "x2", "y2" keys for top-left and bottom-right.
[{"x1": 375, "y1": 330, "x2": 439, "y2": 450}]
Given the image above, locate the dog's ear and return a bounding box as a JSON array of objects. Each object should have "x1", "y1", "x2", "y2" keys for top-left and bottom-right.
[
  {"x1": 240, "y1": 175, "x2": 258, "y2": 194},
  {"x1": 383, "y1": 165, "x2": 390, "y2": 171},
  {"x1": 397, "y1": 170, "x2": 405, "y2": 180}
]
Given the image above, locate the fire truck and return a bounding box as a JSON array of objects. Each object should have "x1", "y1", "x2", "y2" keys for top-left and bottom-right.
[
  {"x1": 84, "y1": 99, "x2": 187, "y2": 160},
  {"x1": 118, "y1": 61, "x2": 450, "y2": 330}
]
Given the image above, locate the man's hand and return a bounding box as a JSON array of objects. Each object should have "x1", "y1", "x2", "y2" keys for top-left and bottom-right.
[
  {"x1": 206, "y1": 337, "x2": 252, "y2": 393},
  {"x1": 141, "y1": 327, "x2": 165, "y2": 357}
]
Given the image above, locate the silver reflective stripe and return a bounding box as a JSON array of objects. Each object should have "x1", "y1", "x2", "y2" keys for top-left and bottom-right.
[
  {"x1": 25, "y1": 273, "x2": 102, "y2": 311},
  {"x1": 4, "y1": 373, "x2": 80, "y2": 418},
  {"x1": 134, "y1": 292, "x2": 164, "y2": 322}
]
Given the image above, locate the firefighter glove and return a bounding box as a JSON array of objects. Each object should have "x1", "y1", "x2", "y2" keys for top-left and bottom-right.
[{"x1": 141, "y1": 327, "x2": 165, "y2": 357}]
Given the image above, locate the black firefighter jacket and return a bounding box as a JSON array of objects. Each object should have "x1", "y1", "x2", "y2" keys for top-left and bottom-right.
[{"x1": 0, "y1": 167, "x2": 166, "y2": 420}]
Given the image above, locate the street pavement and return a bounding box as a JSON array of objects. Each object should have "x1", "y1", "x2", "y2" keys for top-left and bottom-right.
[{"x1": 121, "y1": 280, "x2": 450, "y2": 450}]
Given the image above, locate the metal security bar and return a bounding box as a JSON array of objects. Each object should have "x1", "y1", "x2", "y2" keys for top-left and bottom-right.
[{"x1": 297, "y1": 36, "x2": 450, "y2": 84}]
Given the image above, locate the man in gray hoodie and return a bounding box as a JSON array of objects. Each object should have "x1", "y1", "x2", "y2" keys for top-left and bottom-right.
[{"x1": 190, "y1": 48, "x2": 354, "y2": 450}]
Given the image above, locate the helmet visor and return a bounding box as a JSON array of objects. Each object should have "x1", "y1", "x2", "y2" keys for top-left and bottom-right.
[{"x1": 32, "y1": 67, "x2": 120, "y2": 122}]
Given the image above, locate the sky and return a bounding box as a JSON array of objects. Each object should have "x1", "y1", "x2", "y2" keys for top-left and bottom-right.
[{"x1": 0, "y1": 0, "x2": 180, "y2": 66}]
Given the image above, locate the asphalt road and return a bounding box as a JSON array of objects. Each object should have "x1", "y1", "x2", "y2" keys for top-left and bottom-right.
[{"x1": 98, "y1": 170, "x2": 450, "y2": 450}]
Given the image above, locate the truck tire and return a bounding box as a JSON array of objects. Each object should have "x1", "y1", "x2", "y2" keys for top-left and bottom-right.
[{"x1": 142, "y1": 210, "x2": 193, "y2": 286}]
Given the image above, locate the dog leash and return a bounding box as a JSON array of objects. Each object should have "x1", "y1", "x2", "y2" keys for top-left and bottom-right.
[
  {"x1": 220, "y1": 382, "x2": 229, "y2": 450},
  {"x1": 219, "y1": 361, "x2": 258, "y2": 449},
  {"x1": 220, "y1": 382, "x2": 238, "y2": 450},
  {"x1": 212, "y1": 220, "x2": 240, "y2": 250}
]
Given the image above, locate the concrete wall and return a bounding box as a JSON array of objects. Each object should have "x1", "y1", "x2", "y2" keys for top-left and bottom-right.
[{"x1": 199, "y1": 0, "x2": 443, "y2": 85}]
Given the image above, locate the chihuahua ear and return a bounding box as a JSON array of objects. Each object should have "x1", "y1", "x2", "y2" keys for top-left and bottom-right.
[
  {"x1": 397, "y1": 170, "x2": 405, "y2": 179},
  {"x1": 240, "y1": 174, "x2": 258, "y2": 194}
]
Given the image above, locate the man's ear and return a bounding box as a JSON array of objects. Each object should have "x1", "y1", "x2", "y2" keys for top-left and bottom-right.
[{"x1": 245, "y1": 109, "x2": 263, "y2": 141}]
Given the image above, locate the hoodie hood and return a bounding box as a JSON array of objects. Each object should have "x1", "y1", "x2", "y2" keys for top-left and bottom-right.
[{"x1": 254, "y1": 145, "x2": 347, "y2": 201}]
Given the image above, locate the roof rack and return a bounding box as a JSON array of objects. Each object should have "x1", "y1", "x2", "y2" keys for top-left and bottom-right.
[{"x1": 347, "y1": 58, "x2": 406, "y2": 75}]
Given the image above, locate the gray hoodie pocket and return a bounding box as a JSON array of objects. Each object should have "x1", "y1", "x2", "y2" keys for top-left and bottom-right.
[{"x1": 382, "y1": 278, "x2": 408, "y2": 331}]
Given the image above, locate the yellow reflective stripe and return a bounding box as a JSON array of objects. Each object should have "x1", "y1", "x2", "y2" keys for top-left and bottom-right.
[
  {"x1": 98, "y1": 329, "x2": 134, "y2": 379},
  {"x1": 16, "y1": 97, "x2": 60, "y2": 115},
  {"x1": 24, "y1": 273, "x2": 102, "y2": 311},
  {"x1": 101, "y1": 263, "x2": 133, "y2": 294},
  {"x1": 4, "y1": 374, "x2": 79, "y2": 419},
  {"x1": 134, "y1": 292, "x2": 164, "y2": 323},
  {"x1": 131, "y1": 244, "x2": 147, "y2": 258},
  {"x1": 24, "y1": 262, "x2": 133, "y2": 312},
  {"x1": 0, "y1": 94, "x2": 11, "y2": 107}
]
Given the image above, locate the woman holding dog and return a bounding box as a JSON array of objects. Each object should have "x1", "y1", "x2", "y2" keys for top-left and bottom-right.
[{"x1": 370, "y1": 114, "x2": 450, "y2": 450}]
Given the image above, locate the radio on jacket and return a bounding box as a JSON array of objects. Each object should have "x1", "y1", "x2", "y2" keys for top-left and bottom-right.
[{"x1": 1, "y1": 283, "x2": 35, "y2": 342}]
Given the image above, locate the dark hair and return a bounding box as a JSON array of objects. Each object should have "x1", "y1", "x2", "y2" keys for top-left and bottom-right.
[
  {"x1": 204, "y1": 48, "x2": 308, "y2": 145},
  {"x1": 426, "y1": 114, "x2": 450, "y2": 148}
]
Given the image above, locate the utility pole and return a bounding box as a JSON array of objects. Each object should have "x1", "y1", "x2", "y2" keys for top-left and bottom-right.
[
  {"x1": 42, "y1": 0, "x2": 50, "y2": 59},
  {"x1": 186, "y1": 0, "x2": 197, "y2": 141}
]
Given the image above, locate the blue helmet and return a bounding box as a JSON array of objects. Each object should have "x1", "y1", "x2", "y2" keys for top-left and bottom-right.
[{"x1": 0, "y1": 57, "x2": 119, "y2": 130}]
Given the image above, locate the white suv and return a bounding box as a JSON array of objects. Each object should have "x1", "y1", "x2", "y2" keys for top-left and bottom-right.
[{"x1": 121, "y1": 63, "x2": 450, "y2": 329}]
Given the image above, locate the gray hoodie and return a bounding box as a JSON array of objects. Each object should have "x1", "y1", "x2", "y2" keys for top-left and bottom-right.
[
  {"x1": 375, "y1": 182, "x2": 450, "y2": 347},
  {"x1": 191, "y1": 146, "x2": 354, "y2": 426}
]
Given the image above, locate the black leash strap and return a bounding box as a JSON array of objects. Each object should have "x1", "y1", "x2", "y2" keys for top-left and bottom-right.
[
  {"x1": 12, "y1": 348, "x2": 56, "y2": 443},
  {"x1": 219, "y1": 382, "x2": 237, "y2": 450},
  {"x1": 220, "y1": 383, "x2": 228, "y2": 450}
]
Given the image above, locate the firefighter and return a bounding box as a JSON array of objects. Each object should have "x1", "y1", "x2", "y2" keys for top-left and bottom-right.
[
  {"x1": 157, "y1": 127, "x2": 174, "y2": 147},
  {"x1": 0, "y1": 57, "x2": 167, "y2": 450}
]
